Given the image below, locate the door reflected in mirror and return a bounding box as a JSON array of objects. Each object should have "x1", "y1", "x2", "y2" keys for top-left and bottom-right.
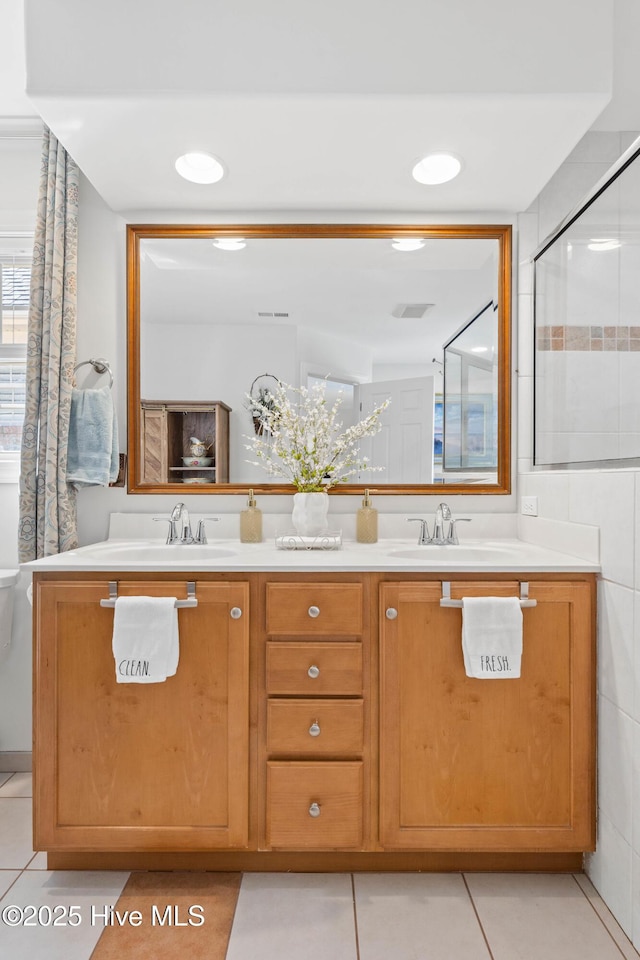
[{"x1": 128, "y1": 225, "x2": 511, "y2": 494}]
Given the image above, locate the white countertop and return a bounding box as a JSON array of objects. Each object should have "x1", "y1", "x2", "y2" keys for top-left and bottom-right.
[{"x1": 22, "y1": 537, "x2": 601, "y2": 574}]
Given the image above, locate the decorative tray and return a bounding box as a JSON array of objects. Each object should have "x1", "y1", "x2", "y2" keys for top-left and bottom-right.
[{"x1": 275, "y1": 531, "x2": 343, "y2": 551}]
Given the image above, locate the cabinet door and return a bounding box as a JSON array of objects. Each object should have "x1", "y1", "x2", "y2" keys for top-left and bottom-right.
[
  {"x1": 379, "y1": 580, "x2": 595, "y2": 851},
  {"x1": 34, "y1": 580, "x2": 249, "y2": 852}
]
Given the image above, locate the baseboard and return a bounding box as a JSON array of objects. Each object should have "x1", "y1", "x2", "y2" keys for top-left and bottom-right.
[
  {"x1": 0, "y1": 751, "x2": 32, "y2": 772},
  {"x1": 47, "y1": 851, "x2": 584, "y2": 873}
]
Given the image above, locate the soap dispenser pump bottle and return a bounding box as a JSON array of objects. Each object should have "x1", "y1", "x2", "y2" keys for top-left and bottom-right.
[
  {"x1": 356, "y1": 488, "x2": 378, "y2": 543},
  {"x1": 240, "y1": 489, "x2": 263, "y2": 543}
]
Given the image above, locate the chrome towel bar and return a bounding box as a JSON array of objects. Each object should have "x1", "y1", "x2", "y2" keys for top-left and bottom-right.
[
  {"x1": 100, "y1": 581, "x2": 198, "y2": 609},
  {"x1": 440, "y1": 581, "x2": 537, "y2": 609}
]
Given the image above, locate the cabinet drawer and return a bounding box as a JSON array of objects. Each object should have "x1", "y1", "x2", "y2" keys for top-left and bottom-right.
[
  {"x1": 267, "y1": 699, "x2": 364, "y2": 757},
  {"x1": 266, "y1": 583, "x2": 362, "y2": 637},
  {"x1": 266, "y1": 761, "x2": 363, "y2": 849},
  {"x1": 266, "y1": 643, "x2": 363, "y2": 696}
]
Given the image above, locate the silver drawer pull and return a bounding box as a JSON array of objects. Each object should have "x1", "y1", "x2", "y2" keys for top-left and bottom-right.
[
  {"x1": 386, "y1": 607, "x2": 398, "y2": 620},
  {"x1": 307, "y1": 665, "x2": 320, "y2": 679},
  {"x1": 308, "y1": 802, "x2": 321, "y2": 818},
  {"x1": 230, "y1": 607, "x2": 242, "y2": 619},
  {"x1": 308, "y1": 605, "x2": 320, "y2": 618},
  {"x1": 309, "y1": 721, "x2": 321, "y2": 737}
]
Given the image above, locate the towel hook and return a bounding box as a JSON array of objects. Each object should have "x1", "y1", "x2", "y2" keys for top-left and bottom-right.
[{"x1": 74, "y1": 357, "x2": 114, "y2": 389}]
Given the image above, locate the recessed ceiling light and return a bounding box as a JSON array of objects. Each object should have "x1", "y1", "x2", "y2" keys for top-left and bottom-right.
[
  {"x1": 412, "y1": 153, "x2": 462, "y2": 185},
  {"x1": 471, "y1": 346, "x2": 489, "y2": 353},
  {"x1": 587, "y1": 238, "x2": 621, "y2": 252},
  {"x1": 175, "y1": 152, "x2": 224, "y2": 184},
  {"x1": 391, "y1": 238, "x2": 425, "y2": 252},
  {"x1": 213, "y1": 238, "x2": 246, "y2": 251}
]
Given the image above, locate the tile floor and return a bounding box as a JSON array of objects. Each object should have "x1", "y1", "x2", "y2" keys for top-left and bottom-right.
[{"x1": 0, "y1": 771, "x2": 638, "y2": 960}]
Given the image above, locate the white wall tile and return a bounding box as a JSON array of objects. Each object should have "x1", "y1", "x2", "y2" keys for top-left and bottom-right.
[
  {"x1": 586, "y1": 810, "x2": 633, "y2": 939},
  {"x1": 564, "y1": 132, "x2": 623, "y2": 164},
  {"x1": 569, "y1": 472, "x2": 635, "y2": 588},
  {"x1": 620, "y1": 132, "x2": 640, "y2": 153},
  {"x1": 632, "y1": 719, "x2": 640, "y2": 853},
  {"x1": 538, "y1": 163, "x2": 614, "y2": 243},
  {"x1": 598, "y1": 581, "x2": 635, "y2": 717},
  {"x1": 598, "y1": 696, "x2": 633, "y2": 842},
  {"x1": 633, "y1": 851, "x2": 640, "y2": 951},
  {"x1": 518, "y1": 473, "x2": 570, "y2": 521},
  {"x1": 517, "y1": 211, "x2": 540, "y2": 272},
  {"x1": 517, "y1": 295, "x2": 534, "y2": 377},
  {"x1": 517, "y1": 375, "x2": 533, "y2": 459}
]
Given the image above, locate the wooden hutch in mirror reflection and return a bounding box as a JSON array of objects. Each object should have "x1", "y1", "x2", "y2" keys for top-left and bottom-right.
[{"x1": 140, "y1": 400, "x2": 231, "y2": 485}]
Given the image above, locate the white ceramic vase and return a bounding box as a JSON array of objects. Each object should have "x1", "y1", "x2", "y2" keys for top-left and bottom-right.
[{"x1": 291, "y1": 492, "x2": 330, "y2": 537}]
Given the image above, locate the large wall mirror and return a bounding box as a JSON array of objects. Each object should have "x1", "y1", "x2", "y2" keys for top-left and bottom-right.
[{"x1": 127, "y1": 224, "x2": 512, "y2": 494}]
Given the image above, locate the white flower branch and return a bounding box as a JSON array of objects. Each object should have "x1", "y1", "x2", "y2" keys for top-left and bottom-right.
[{"x1": 244, "y1": 380, "x2": 391, "y2": 491}]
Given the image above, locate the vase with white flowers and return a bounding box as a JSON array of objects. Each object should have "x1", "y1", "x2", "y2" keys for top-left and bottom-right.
[{"x1": 245, "y1": 380, "x2": 390, "y2": 536}]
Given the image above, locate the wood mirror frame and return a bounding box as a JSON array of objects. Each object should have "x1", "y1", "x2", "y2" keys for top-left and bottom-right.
[{"x1": 127, "y1": 223, "x2": 512, "y2": 495}]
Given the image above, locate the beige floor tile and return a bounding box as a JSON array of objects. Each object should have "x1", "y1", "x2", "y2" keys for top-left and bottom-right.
[
  {"x1": 466, "y1": 873, "x2": 625, "y2": 960},
  {"x1": 355, "y1": 873, "x2": 491, "y2": 960},
  {"x1": 574, "y1": 873, "x2": 640, "y2": 959},
  {"x1": 226, "y1": 873, "x2": 357, "y2": 960},
  {"x1": 0, "y1": 871, "x2": 20, "y2": 899},
  {"x1": 0, "y1": 869, "x2": 128, "y2": 960},
  {"x1": 0, "y1": 773, "x2": 13, "y2": 788},
  {"x1": 26, "y1": 853, "x2": 48, "y2": 870},
  {"x1": 0, "y1": 799, "x2": 34, "y2": 869},
  {"x1": 0, "y1": 772, "x2": 32, "y2": 798}
]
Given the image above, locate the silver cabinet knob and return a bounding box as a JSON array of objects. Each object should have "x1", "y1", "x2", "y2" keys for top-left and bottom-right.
[
  {"x1": 308, "y1": 721, "x2": 321, "y2": 737},
  {"x1": 230, "y1": 607, "x2": 242, "y2": 619},
  {"x1": 308, "y1": 802, "x2": 321, "y2": 818},
  {"x1": 307, "y1": 664, "x2": 320, "y2": 679},
  {"x1": 386, "y1": 607, "x2": 398, "y2": 620},
  {"x1": 308, "y1": 605, "x2": 320, "y2": 618}
]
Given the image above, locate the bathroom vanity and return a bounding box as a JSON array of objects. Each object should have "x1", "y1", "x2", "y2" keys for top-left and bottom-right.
[{"x1": 27, "y1": 538, "x2": 597, "y2": 872}]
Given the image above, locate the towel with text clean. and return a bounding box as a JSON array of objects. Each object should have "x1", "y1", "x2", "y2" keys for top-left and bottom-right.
[
  {"x1": 112, "y1": 596, "x2": 179, "y2": 684},
  {"x1": 461, "y1": 596, "x2": 523, "y2": 679},
  {"x1": 66, "y1": 386, "x2": 120, "y2": 487}
]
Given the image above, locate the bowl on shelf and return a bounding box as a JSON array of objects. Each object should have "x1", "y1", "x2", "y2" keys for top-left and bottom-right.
[{"x1": 182, "y1": 456, "x2": 213, "y2": 467}]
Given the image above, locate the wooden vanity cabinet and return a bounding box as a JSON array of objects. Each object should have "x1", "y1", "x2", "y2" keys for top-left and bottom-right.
[
  {"x1": 33, "y1": 570, "x2": 595, "y2": 868},
  {"x1": 379, "y1": 579, "x2": 595, "y2": 852},
  {"x1": 33, "y1": 578, "x2": 249, "y2": 852}
]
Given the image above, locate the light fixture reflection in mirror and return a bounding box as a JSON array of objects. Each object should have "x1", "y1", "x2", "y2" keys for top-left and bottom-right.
[{"x1": 127, "y1": 225, "x2": 511, "y2": 495}]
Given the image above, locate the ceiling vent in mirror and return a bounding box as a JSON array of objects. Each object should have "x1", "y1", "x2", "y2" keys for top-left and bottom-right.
[
  {"x1": 391, "y1": 303, "x2": 434, "y2": 319},
  {"x1": 257, "y1": 311, "x2": 290, "y2": 318}
]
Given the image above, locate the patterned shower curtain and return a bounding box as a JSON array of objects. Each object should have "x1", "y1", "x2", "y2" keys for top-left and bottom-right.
[{"x1": 18, "y1": 128, "x2": 79, "y2": 561}]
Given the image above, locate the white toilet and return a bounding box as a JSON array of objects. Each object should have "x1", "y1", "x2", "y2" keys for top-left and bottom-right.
[{"x1": 0, "y1": 570, "x2": 19, "y2": 653}]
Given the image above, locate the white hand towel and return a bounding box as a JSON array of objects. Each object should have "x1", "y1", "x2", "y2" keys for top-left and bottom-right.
[
  {"x1": 112, "y1": 596, "x2": 179, "y2": 684},
  {"x1": 461, "y1": 596, "x2": 523, "y2": 679}
]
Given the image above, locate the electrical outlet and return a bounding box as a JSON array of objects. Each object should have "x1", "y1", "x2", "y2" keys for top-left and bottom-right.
[{"x1": 521, "y1": 496, "x2": 538, "y2": 517}]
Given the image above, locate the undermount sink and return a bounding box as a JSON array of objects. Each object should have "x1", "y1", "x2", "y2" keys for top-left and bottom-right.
[
  {"x1": 387, "y1": 543, "x2": 525, "y2": 562},
  {"x1": 75, "y1": 541, "x2": 237, "y2": 563}
]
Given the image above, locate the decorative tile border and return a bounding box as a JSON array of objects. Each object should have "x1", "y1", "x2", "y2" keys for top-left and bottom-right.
[{"x1": 536, "y1": 325, "x2": 640, "y2": 351}]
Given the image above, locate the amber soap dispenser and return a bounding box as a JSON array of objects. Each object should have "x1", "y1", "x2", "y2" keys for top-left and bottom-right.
[
  {"x1": 240, "y1": 489, "x2": 263, "y2": 543},
  {"x1": 356, "y1": 488, "x2": 378, "y2": 543}
]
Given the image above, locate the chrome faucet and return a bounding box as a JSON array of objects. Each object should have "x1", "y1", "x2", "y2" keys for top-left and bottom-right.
[
  {"x1": 407, "y1": 503, "x2": 471, "y2": 545},
  {"x1": 171, "y1": 502, "x2": 192, "y2": 543},
  {"x1": 408, "y1": 518, "x2": 432, "y2": 544},
  {"x1": 154, "y1": 504, "x2": 219, "y2": 544},
  {"x1": 432, "y1": 502, "x2": 451, "y2": 544}
]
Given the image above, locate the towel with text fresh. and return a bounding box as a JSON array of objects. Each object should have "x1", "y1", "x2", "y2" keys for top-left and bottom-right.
[
  {"x1": 112, "y1": 596, "x2": 179, "y2": 684},
  {"x1": 461, "y1": 596, "x2": 523, "y2": 679}
]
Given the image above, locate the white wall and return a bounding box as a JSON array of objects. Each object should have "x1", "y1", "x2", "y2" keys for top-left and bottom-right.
[{"x1": 517, "y1": 129, "x2": 640, "y2": 949}]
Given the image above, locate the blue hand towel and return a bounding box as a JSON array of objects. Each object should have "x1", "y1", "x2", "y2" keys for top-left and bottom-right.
[{"x1": 66, "y1": 386, "x2": 120, "y2": 487}]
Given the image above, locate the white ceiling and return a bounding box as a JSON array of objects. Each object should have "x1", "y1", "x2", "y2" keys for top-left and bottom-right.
[{"x1": 11, "y1": 0, "x2": 617, "y2": 216}]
